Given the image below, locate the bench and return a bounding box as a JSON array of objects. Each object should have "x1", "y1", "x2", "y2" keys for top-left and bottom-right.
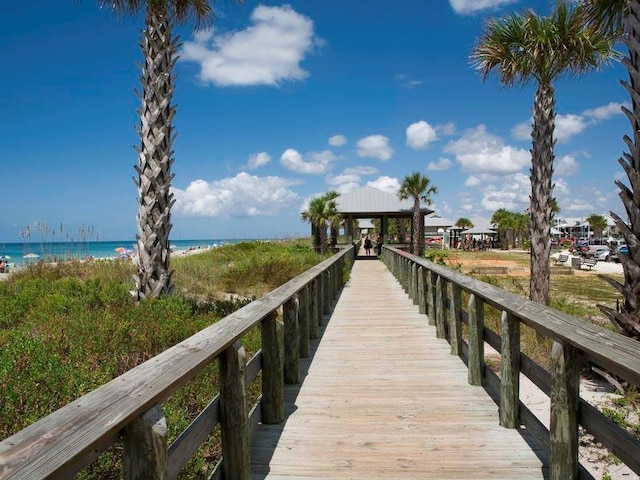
[
  {"x1": 580, "y1": 258, "x2": 598, "y2": 270},
  {"x1": 555, "y1": 254, "x2": 569, "y2": 265}
]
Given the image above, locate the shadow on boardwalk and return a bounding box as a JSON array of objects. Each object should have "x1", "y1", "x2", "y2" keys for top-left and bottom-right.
[{"x1": 251, "y1": 259, "x2": 548, "y2": 479}]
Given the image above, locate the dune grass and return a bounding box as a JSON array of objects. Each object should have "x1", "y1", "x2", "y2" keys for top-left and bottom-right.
[{"x1": 0, "y1": 238, "x2": 329, "y2": 479}]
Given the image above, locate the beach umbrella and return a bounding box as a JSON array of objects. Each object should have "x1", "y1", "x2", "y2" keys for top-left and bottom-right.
[
  {"x1": 115, "y1": 247, "x2": 127, "y2": 254},
  {"x1": 23, "y1": 253, "x2": 40, "y2": 259},
  {"x1": 0, "y1": 255, "x2": 10, "y2": 260}
]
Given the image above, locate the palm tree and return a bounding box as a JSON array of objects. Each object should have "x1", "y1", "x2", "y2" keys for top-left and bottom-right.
[
  {"x1": 301, "y1": 192, "x2": 340, "y2": 253},
  {"x1": 301, "y1": 197, "x2": 329, "y2": 253},
  {"x1": 491, "y1": 208, "x2": 511, "y2": 250},
  {"x1": 325, "y1": 191, "x2": 341, "y2": 248},
  {"x1": 455, "y1": 217, "x2": 474, "y2": 229},
  {"x1": 98, "y1": 0, "x2": 223, "y2": 300},
  {"x1": 472, "y1": 1, "x2": 617, "y2": 306},
  {"x1": 586, "y1": 214, "x2": 608, "y2": 239},
  {"x1": 398, "y1": 172, "x2": 438, "y2": 255},
  {"x1": 583, "y1": 0, "x2": 640, "y2": 340}
]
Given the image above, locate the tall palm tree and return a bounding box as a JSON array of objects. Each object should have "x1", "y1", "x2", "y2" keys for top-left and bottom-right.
[
  {"x1": 99, "y1": 0, "x2": 223, "y2": 300},
  {"x1": 491, "y1": 208, "x2": 511, "y2": 250},
  {"x1": 301, "y1": 197, "x2": 329, "y2": 253},
  {"x1": 455, "y1": 217, "x2": 474, "y2": 229},
  {"x1": 586, "y1": 213, "x2": 608, "y2": 238},
  {"x1": 325, "y1": 191, "x2": 341, "y2": 247},
  {"x1": 398, "y1": 172, "x2": 438, "y2": 256},
  {"x1": 472, "y1": 1, "x2": 617, "y2": 306},
  {"x1": 583, "y1": 0, "x2": 640, "y2": 340}
]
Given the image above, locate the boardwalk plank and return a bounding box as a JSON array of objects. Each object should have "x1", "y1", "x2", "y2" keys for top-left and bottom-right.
[{"x1": 250, "y1": 260, "x2": 547, "y2": 479}]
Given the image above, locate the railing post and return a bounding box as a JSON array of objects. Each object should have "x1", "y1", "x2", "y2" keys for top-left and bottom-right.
[
  {"x1": 427, "y1": 270, "x2": 436, "y2": 326},
  {"x1": 467, "y1": 294, "x2": 485, "y2": 386},
  {"x1": 317, "y1": 274, "x2": 325, "y2": 326},
  {"x1": 550, "y1": 340, "x2": 580, "y2": 480},
  {"x1": 219, "y1": 341, "x2": 250, "y2": 480},
  {"x1": 298, "y1": 288, "x2": 310, "y2": 358},
  {"x1": 417, "y1": 266, "x2": 426, "y2": 315},
  {"x1": 499, "y1": 311, "x2": 520, "y2": 429},
  {"x1": 323, "y1": 270, "x2": 331, "y2": 315},
  {"x1": 283, "y1": 297, "x2": 299, "y2": 384},
  {"x1": 435, "y1": 276, "x2": 446, "y2": 338},
  {"x1": 123, "y1": 405, "x2": 168, "y2": 480},
  {"x1": 411, "y1": 263, "x2": 418, "y2": 305},
  {"x1": 309, "y1": 278, "x2": 319, "y2": 339},
  {"x1": 448, "y1": 282, "x2": 462, "y2": 355},
  {"x1": 261, "y1": 312, "x2": 284, "y2": 424}
]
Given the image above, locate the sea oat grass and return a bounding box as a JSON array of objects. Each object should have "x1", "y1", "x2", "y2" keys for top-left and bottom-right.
[{"x1": 0, "y1": 239, "x2": 325, "y2": 478}]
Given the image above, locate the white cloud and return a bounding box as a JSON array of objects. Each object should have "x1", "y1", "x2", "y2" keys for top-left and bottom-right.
[
  {"x1": 464, "y1": 175, "x2": 481, "y2": 187},
  {"x1": 394, "y1": 74, "x2": 423, "y2": 88},
  {"x1": 567, "y1": 201, "x2": 595, "y2": 212},
  {"x1": 173, "y1": 173, "x2": 298, "y2": 217},
  {"x1": 280, "y1": 148, "x2": 337, "y2": 174},
  {"x1": 583, "y1": 102, "x2": 624, "y2": 121},
  {"x1": 181, "y1": 5, "x2": 318, "y2": 87},
  {"x1": 444, "y1": 125, "x2": 529, "y2": 174},
  {"x1": 436, "y1": 122, "x2": 456, "y2": 136},
  {"x1": 449, "y1": 0, "x2": 517, "y2": 15},
  {"x1": 555, "y1": 155, "x2": 579, "y2": 176},
  {"x1": 555, "y1": 114, "x2": 588, "y2": 143},
  {"x1": 246, "y1": 152, "x2": 271, "y2": 170},
  {"x1": 511, "y1": 121, "x2": 531, "y2": 141},
  {"x1": 356, "y1": 135, "x2": 394, "y2": 161},
  {"x1": 406, "y1": 121, "x2": 438, "y2": 149},
  {"x1": 513, "y1": 113, "x2": 590, "y2": 144},
  {"x1": 427, "y1": 157, "x2": 453, "y2": 171},
  {"x1": 326, "y1": 173, "x2": 360, "y2": 186},
  {"x1": 344, "y1": 166, "x2": 379, "y2": 176},
  {"x1": 478, "y1": 173, "x2": 530, "y2": 212},
  {"x1": 368, "y1": 176, "x2": 400, "y2": 194},
  {"x1": 328, "y1": 134, "x2": 347, "y2": 146}
]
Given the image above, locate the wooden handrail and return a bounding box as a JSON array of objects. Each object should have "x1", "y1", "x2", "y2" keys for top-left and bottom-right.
[
  {"x1": 382, "y1": 246, "x2": 640, "y2": 480},
  {"x1": 0, "y1": 246, "x2": 355, "y2": 480}
]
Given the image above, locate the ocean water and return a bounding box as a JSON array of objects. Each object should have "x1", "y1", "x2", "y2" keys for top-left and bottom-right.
[{"x1": 0, "y1": 239, "x2": 245, "y2": 266}]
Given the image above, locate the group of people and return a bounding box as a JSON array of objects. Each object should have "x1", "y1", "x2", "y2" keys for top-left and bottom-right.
[{"x1": 362, "y1": 234, "x2": 382, "y2": 256}]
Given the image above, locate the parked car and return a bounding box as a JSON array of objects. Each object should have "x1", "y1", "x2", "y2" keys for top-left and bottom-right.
[
  {"x1": 593, "y1": 248, "x2": 610, "y2": 262},
  {"x1": 611, "y1": 245, "x2": 629, "y2": 263}
]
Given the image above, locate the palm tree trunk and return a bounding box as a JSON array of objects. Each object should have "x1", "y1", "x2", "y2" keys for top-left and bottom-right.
[
  {"x1": 134, "y1": 7, "x2": 177, "y2": 300},
  {"x1": 529, "y1": 83, "x2": 554, "y2": 306},
  {"x1": 603, "y1": 3, "x2": 640, "y2": 340}
]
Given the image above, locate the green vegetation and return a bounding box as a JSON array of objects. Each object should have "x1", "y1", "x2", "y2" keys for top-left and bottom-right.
[{"x1": 0, "y1": 239, "x2": 329, "y2": 478}]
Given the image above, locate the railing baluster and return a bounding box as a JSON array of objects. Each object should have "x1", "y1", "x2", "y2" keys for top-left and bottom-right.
[
  {"x1": 323, "y1": 270, "x2": 331, "y2": 315},
  {"x1": 550, "y1": 340, "x2": 580, "y2": 480},
  {"x1": 298, "y1": 288, "x2": 310, "y2": 358},
  {"x1": 309, "y1": 277, "x2": 319, "y2": 339},
  {"x1": 261, "y1": 312, "x2": 284, "y2": 424},
  {"x1": 449, "y1": 282, "x2": 462, "y2": 355},
  {"x1": 123, "y1": 405, "x2": 168, "y2": 480},
  {"x1": 317, "y1": 274, "x2": 325, "y2": 326},
  {"x1": 435, "y1": 276, "x2": 446, "y2": 338},
  {"x1": 417, "y1": 266, "x2": 426, "y2": 315},
  {"x1": 467, "y1": 294, "x2": 484, "y2": 386},
  {"x1": 500, "y1": 311, "x2": 520, "y2": 429},
  {"x1": 219, "y1": 341, "x2": 250, "y2": 480},
  {"x1": 427, "y1": 270, "x2": 436, "y2": 326},
  {"x1": 283, "y1": 297, "x2": 299, "y2": 384},
  {"x1": 411, "y1": 263, "x2": 418, "y2": 305}
]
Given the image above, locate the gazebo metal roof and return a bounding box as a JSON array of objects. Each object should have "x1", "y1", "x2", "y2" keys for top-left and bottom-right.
[{"x1": 335, "y1": 185, "x2": 432, "y2": 217}]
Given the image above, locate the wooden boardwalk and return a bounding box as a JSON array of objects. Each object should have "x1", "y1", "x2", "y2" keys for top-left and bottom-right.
[{"x1": 250, "y1": 259, "x2": 548, "y2": 479}]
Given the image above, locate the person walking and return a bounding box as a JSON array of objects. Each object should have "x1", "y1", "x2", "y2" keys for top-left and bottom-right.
[{"x1": 364, "y1": 236, "x2": 372, "y2": 256}]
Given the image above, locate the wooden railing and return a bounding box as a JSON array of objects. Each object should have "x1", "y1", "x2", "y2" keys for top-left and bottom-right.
[
  {"x1": 0, "y1": 246, "x2": 355, "y2": 480},
  {"x1": 383, "y1": 245, "x2": 640, "y2": 480}
]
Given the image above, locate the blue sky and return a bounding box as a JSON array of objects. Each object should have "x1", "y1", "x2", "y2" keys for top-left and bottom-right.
[{"x1": 0, "y1": 0, "x2": 631, "y2": 242}]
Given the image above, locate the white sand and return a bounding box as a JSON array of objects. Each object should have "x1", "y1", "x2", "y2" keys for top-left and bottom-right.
[{"x1": 552, "y1": 250, "x2": 624, "y2": 275}]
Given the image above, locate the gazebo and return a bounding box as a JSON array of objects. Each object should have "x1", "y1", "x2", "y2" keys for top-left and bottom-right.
[{"x1": 334, "y1": 185, "x2": 433, "y2": 253}]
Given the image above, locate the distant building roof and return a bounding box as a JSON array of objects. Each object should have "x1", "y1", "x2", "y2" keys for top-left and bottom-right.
[
  {"x1": 424, "y1": 214, "x2": 455, "y2": 230},
  {"x1": 335, "y1": 185, "x2": 433, "y2": 217}
]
